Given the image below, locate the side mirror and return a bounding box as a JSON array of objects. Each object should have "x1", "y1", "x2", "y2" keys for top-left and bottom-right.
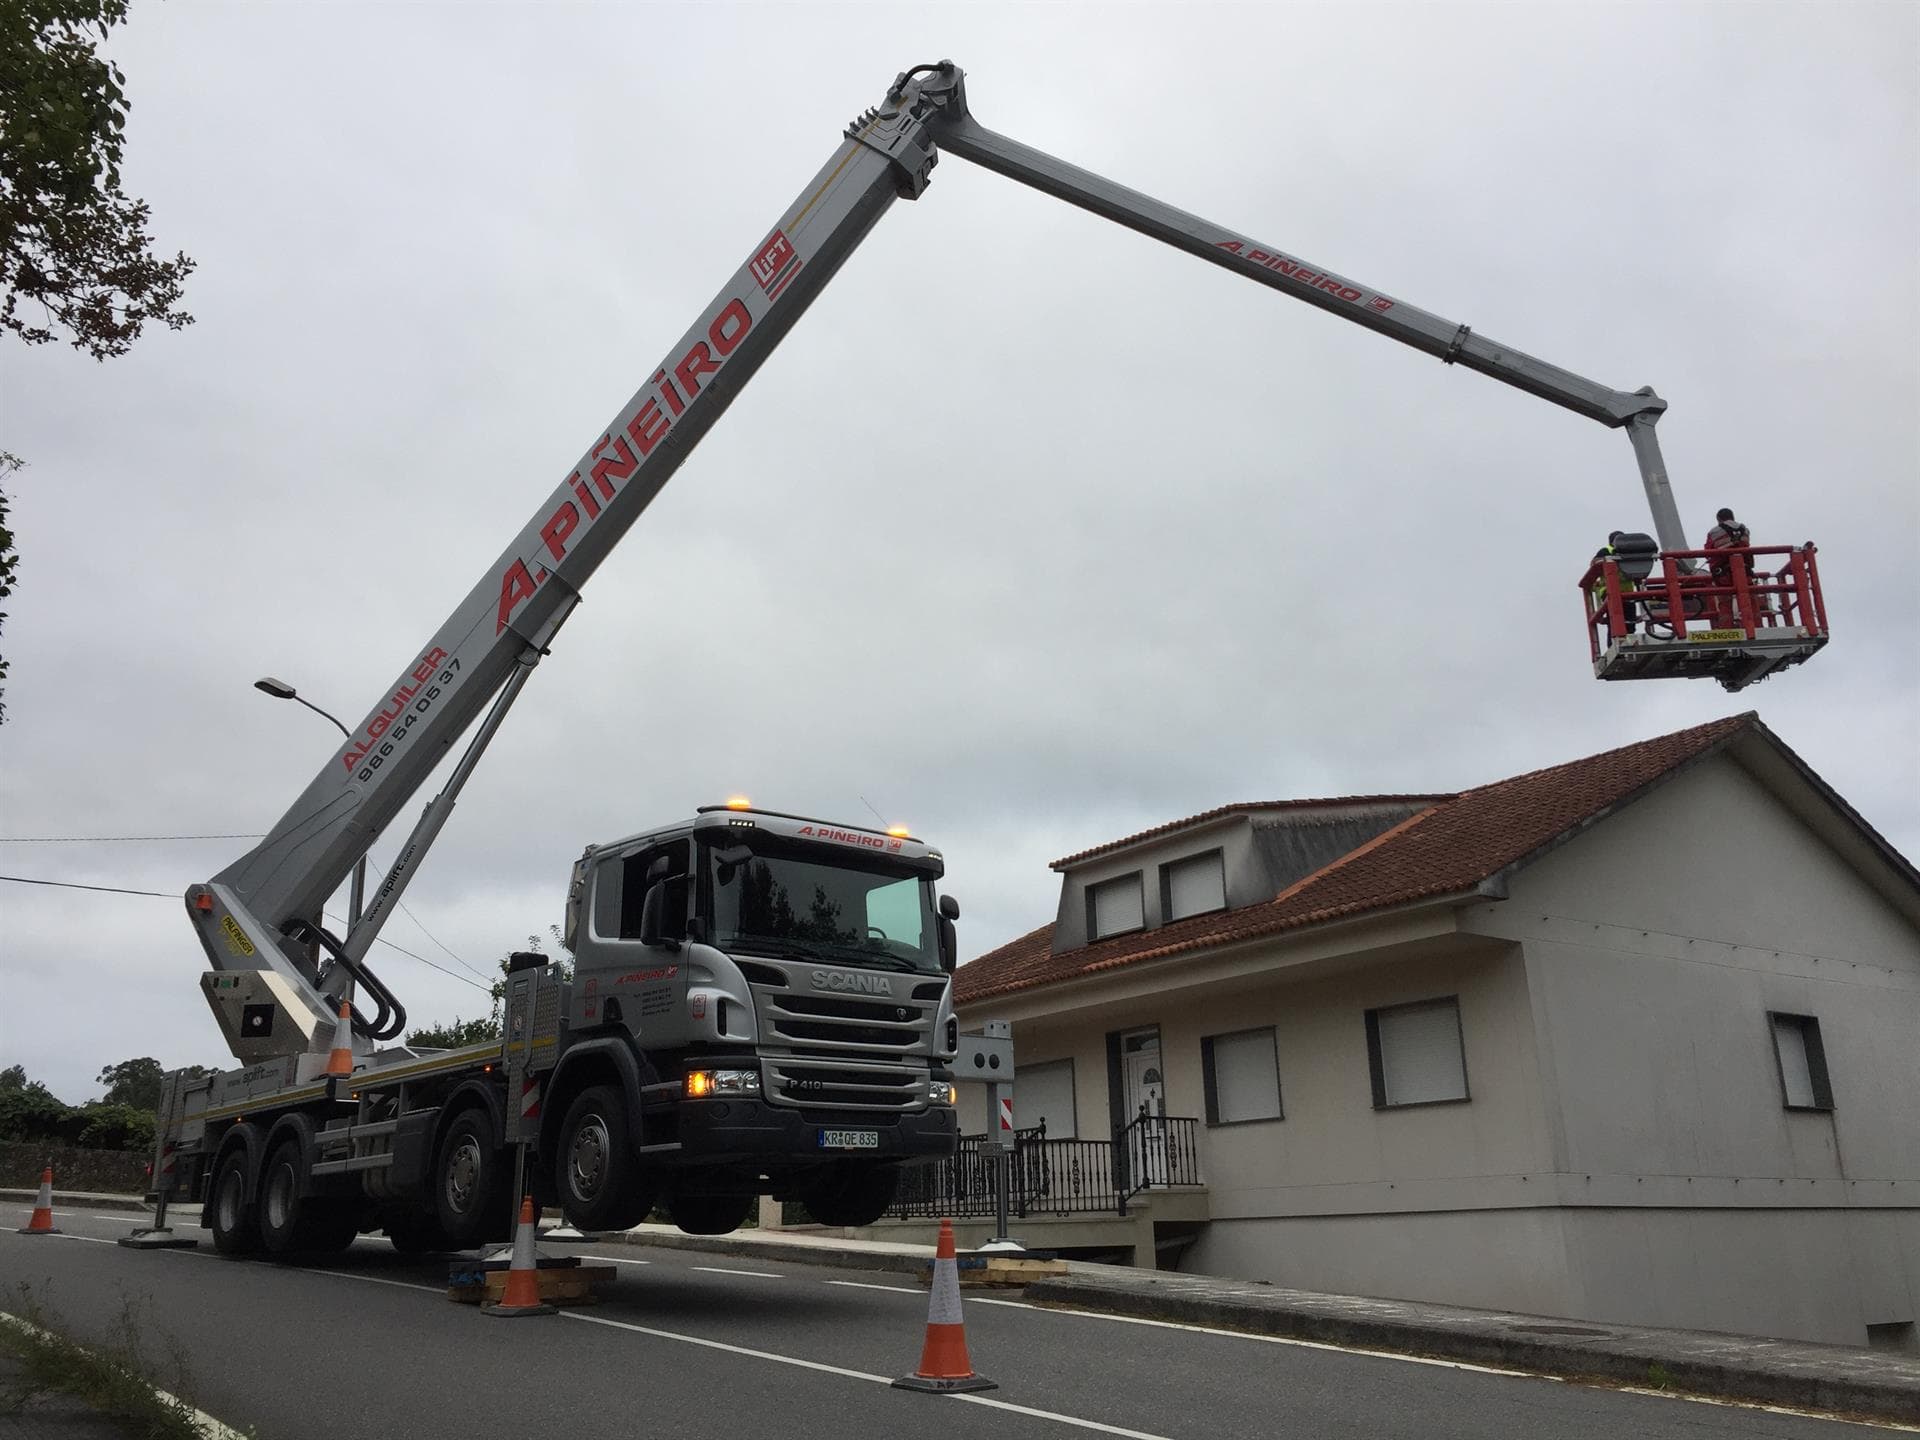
[
  {"x1": 939, "y1": 894, "x2": 961, "y2": 921},
  {"x1": 937, "y1": 915, "x2": 958, "y2": 975},
  {"x1": 639, "y1": 875, "x2": 689, "y2": 950}
]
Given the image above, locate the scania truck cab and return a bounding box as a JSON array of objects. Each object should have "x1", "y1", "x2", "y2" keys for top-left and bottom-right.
[{"x1": 557, "y1": 804, "x2": 960, "y2": 1232}]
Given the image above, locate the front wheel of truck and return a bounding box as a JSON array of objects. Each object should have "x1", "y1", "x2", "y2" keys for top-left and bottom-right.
[{"x1": 555, "y1": 1084, "x2": 655, "y2": 1233}]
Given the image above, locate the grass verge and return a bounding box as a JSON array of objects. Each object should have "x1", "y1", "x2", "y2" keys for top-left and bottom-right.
[{"x1": 0, "y1": 1280, "x2": 212, "y2": 1438}]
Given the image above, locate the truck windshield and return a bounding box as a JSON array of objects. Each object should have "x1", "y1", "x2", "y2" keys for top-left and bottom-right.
[{"x1": 706, "y1": 842, "x2": 940, "y2": 973}]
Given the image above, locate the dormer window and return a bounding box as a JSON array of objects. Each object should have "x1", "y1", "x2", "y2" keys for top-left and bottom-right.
[
  {"x1": 1086, "y1": 873, "x2": 1145, "y2": 940},
  {"x1": 1161, "y1": 850, "x2": 1226, "y2": 922}
]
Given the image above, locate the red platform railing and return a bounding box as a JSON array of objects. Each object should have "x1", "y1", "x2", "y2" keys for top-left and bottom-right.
[{"x1": 1580, "y1": 543, "x2": 1828, "y2": 661}]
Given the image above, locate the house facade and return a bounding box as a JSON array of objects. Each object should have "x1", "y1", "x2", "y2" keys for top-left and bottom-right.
[{"x1": 950, "y1": 714, "x2": 1920, "y2": 1349}]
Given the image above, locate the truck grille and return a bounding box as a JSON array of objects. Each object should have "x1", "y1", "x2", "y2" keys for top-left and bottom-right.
[
  {"x1": 766, "y1": 993, "x2": 922, "y2": 1049},
  {"x1": 746, "y1": 963, "x2": 939, "y2": 1057},
  {"x1": 765, "y1": 1058, "x2": 923, "y2": 1112}
]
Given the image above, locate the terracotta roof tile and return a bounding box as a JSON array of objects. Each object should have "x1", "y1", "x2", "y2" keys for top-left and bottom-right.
[
  {"x1": 1050, "y1": 795, "x2": 1452, "y2": 870},
  {"x1": 956, "y1": 713, "x2": 1757, "y2": 1006}
]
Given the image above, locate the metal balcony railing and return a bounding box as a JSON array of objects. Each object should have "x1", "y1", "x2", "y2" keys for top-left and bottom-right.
[{"x1": 892, "y1": 1116, "x2": 1203, "y2": 1220}]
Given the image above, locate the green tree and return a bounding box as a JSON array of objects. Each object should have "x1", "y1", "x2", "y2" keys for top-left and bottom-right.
[
  {"x1": 94, "y1": 1055, "x2": 162, "y2": 1109},
  {"x1": 75, "y1": 1101, "x2": 152, "y2": 1152},
  {"x1": 0, "y1": 1080, "x2": 70, "y2": 1142},
  {"x1": 0, "y1": 1063, "x2": 25, "y2": 1091},
  {"x1": 406, "y1": 1015, "x2": 500, "y2": 1050},
  {"x1": 0, "y1": 0, "x2": 194, "y2": 358}
]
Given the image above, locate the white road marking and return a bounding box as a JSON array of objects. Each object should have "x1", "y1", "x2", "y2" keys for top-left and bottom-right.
[
  {"x1": 8, "y1": 1231, "x2": 120, "y2": 1246},
  {"x1": 576, "y1": 1253, "x2": 652, "y2": 1265},
  {"x1": 562, "y1": 1309, "x2": 1176, "y2": 1438},
  {"x1": 311, "y1": 1269, "x2": 443, "y2": 1294},
  {"x1": 690, "y1": 1265, "x2": 782, "y2": 1278},
  {"x1": 825, "y1": 1280, "x2": 921, "y2": 1294}
]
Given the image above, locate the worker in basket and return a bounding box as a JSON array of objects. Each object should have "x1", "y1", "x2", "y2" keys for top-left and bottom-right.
[{"x1": 1704, "y1": 507, "x2": 1763, "y2": 627}]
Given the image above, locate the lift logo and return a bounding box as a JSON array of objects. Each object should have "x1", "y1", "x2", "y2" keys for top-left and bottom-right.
[
  {"x1": 1215, "y1": 239, "x2": 1372, "y2": 306},
  {"x1": 751, "y1": 229, "x2": 802, "y2": 301},
  {"x1": 220, "y1": 916, "x2": 256, "y2": 958},
  {"x1": 495, "y1": 292, "x2": 761, "y2": 636}
]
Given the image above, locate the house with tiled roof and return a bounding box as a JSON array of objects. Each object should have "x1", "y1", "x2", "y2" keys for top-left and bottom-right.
[{"x1": 945, "y1": 713, "x2": 1920, "y2": 1348}]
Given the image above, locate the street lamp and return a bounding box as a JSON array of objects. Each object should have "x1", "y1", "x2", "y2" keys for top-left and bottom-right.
[{"x1": 253, "y1": 676, "x2": 367, "y2": 928}]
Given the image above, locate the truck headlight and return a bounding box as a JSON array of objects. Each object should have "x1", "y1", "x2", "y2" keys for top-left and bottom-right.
[
  {"x1": 927, "y1": 1079, "x2": 957, "y2": 1105},
  {"x1": 686, "y1": 1068, "x2": 761, "y2": 1098}
]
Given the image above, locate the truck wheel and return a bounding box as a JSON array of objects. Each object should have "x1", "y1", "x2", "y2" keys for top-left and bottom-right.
[
  {"x1": 433, "y1": 1107, "x2": 509, "y2": 1250},
  {"x1": 386, "y1": 1212, "x2": 451, "y2": 1255},
  {"x1": 259, "y1": 1138, "x2": 361, "y2": 1257},
  {"x1": 798, "y1": 1165, "x2": 901, "y2": 1227},
  {"x1": 668, "y1": 1192, "x2": 754, "y2": 1236},
  {"x1": 209, "y1": 1147, "x2": 261, "y2": 1256},
  {"x1": 555, "y1": 1085, "x2": 655, "y2": 1233}
]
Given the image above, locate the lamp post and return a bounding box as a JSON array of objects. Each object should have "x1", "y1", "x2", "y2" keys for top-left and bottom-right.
[{"x1": 253, "y1": 676, "x2": 366, "y2": 928}]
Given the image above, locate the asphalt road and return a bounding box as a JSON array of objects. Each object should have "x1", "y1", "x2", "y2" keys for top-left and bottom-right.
[{"x1": 1, "y1": 1203, "x2": 1899, "y2": 1440}]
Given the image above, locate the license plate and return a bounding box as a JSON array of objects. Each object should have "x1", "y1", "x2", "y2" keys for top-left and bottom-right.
[{"x1": 818, "y1": 1129, "x2": 879, "y2": 1149}]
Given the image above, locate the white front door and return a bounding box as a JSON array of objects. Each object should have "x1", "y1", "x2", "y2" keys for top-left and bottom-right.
[{"x1": 1119, "y1": 1027, "x2": 1168, "y2": 1185}]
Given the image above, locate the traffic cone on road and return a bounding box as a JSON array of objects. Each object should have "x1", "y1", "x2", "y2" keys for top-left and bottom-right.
[
  {"x1": 893, "y1": 1217, "x2": 995, "y2": 1393},
  {"x1": 482, "y1": 1196, "x2": 556, "y2": 1318},
  {"x1": 17, "y1": 1165, "x2": 60, "y2": 1235},
  {"x1": 324, "y1": 1000, "x2": 355, "y2": 1078}
]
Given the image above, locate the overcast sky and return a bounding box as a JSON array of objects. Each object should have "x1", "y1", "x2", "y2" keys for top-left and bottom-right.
[{"x1": 2, "y1": 1, "x2": 1914, "y2": 1104}]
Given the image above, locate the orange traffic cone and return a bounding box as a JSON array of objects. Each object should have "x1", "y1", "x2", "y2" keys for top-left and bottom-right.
[
  {"x1": 324, "y1": 1000, "x2": 355, "y2": 1078},
  {"x1": 17, "y1": 1165, "x2": 60, "y2": 1235},
  {"x1": 893, "y1": 1217, "x2": 995, "y2": 1393},
  {"x1": 482, "y1": 1197, "x2": 556, "y2": 1318}
]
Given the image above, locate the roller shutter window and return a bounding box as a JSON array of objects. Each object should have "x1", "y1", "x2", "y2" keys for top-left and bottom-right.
[
  {"x1": 1087, "y1": 873, "x2": 1144, "y2": 940},
  {"x1": 1367, "y1": 997, "x2": 1468, "y2": 1108},
  {"x1": 1203, "y1": 1028, "x2": 1282, "y2": 1124},
  {"x1": 1014, "y1": 1059, "x2": 1076, "y2": 1138},
  {"x1": 1163, "y1": 851, "x2": 1226, "y2": 922}
]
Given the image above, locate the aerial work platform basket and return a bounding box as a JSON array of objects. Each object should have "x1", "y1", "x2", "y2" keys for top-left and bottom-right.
[{"x1": 1582, "y1": 541, "x2": 1828, "y2": 692}]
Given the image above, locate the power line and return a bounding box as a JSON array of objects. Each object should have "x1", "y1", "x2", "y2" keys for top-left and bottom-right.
[
  {"x1": 0, "y1": 873, "x2": 492, "y2": 995},
  {"x1": 0, "y1": 874, "x2": 173, "y2": 898},
  {"x1": 0, "y1": 833, "x2": 266, "y2": 843},
  {"x1": 396, "y1": 898, "x2": 492, "y2": 984}
]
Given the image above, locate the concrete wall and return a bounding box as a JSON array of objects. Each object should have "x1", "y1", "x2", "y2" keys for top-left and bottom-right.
[
  {"x1": 1186, "y1": 1208, "x2": 1575, "y2": 1317},
  {"x1": 1559, "y1": 1207, "x2": 1920, "y2": 1347}
]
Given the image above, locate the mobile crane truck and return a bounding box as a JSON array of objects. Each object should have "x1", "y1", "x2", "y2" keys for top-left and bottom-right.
[{"x1": 151, "y1": 61, "x2": 1826, "y2": 1258}]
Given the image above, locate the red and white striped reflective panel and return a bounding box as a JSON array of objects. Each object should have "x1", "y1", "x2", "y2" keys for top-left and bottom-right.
[{"x1": 998, "y1": 1097, "x2": 1013, "y2": 1134}]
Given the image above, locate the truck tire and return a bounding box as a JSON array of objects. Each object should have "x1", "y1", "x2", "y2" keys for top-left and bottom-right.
[
  {"x1": 433, "y1": 1106, "x2": 509, "y2": 1250},
  {"x1": 668, "y1": 1192, "x2": 754, "y2": 1236},
  {"x1": 259, "y1": 1139, "x2": 359, "y2": 1257},
  {"x1": 555, "y1": 1084, "x2": 656, "y2": 1233},
  {"x1": 209, "y1": 1147, "x2": 261, "y2": 1256},
  {"x1": 798, "y1": 1165, "x2": 901, "y2": 1227}
]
